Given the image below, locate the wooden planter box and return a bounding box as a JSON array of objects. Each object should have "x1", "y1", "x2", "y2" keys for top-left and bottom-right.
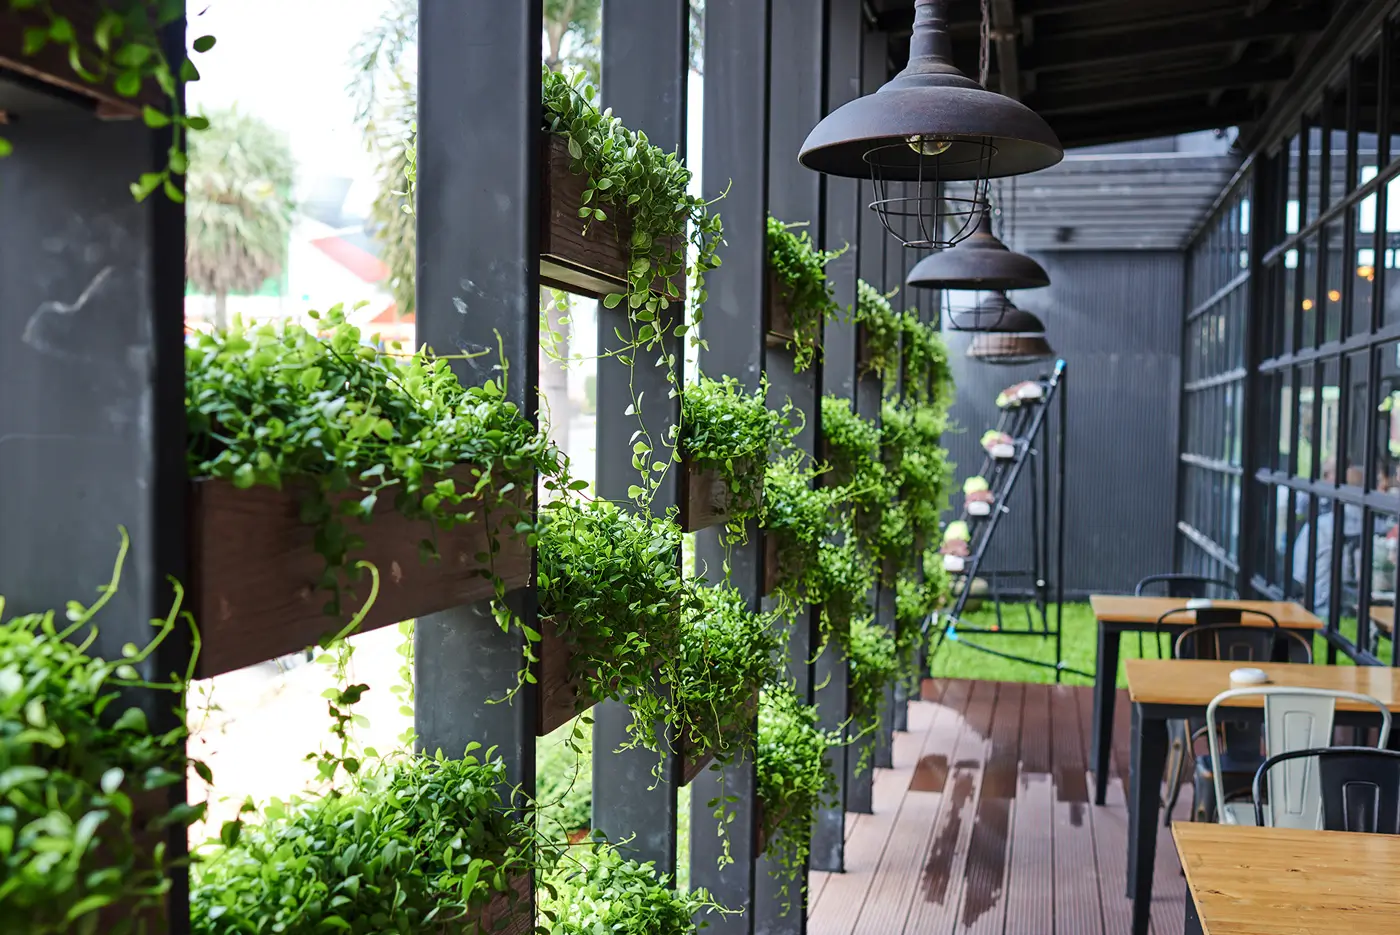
[
  {"x1": 678, "y1": 456, "x2": 758, "y2": 534},
  {"x1": 763, "y1": 269, "x2": 819, "y2": 351},
  {"x1": 190, "y1": 466, "x2": 531, "y2": 678},
  {"x1": 679, "y1": 689, "x2": 759, "y2": 785},
  {"x1": 536, "y1": 614, "x2": 593, "y2": 737},
  {"x1": 450, "y1": 873, "x2": 532, "y2": 934},
  {"x1": 1, "y1": 4, "x2": 164, "y2": 117},
  {"x1": 763, "y1": 534, "x2": 782, "y2": 597},
  {"x1": 539, "y1": 133, "x2": 684, "y2": 300},
  {"x1": 856, "y1": 322, "x2": 876, "y2": 373}
]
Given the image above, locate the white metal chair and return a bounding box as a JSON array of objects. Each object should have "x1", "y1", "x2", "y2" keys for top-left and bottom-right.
[{"x1": 1206, "y1": 686, "x2": 1392, "y2": 828}]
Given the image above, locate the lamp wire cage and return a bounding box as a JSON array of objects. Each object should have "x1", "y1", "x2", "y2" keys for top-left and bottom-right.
[
  {"x1": 866, "y1": 143, "x2": 993, "y2": 250},
  {"x1": 967, "y1": 331, "x2": 1056, "y2": 365}
]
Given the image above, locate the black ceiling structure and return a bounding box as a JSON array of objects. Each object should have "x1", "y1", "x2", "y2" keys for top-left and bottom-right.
[{"x1": 867, "y1": 0, "x2": 1342, "y2": 150}]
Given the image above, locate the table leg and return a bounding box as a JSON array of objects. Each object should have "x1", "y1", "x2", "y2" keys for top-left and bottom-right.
[
  {"x1": 1092, "y1": 623, "x2": 1121, "y2": 806},
  {"x1": 1184, "y1": 889, "x2": 1204, "y2": 935},
  {"x1": 1127, "y1": 703, "x2": 1167, "y2": 935}
]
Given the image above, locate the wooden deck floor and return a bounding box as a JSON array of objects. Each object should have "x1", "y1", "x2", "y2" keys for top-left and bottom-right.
[{"x1": 808, "y1": 679, "x2": 1188, "y2": 935}]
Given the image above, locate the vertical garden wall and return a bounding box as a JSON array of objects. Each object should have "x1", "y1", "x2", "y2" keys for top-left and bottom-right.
[{"x1": 0, "y1": 0, "x2": 954, "y2": 932}]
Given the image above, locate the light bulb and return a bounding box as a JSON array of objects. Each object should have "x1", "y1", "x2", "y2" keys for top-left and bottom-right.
[
  {"x1": 1328, "y1": 289, "x2": 1342, "y2": 303},
  {"x1": 1302, "y1": 298, "x2": 1314, "y2": 311},
  {"x1": 906, "y1": 135, "x2": 953, "y2": 157}
]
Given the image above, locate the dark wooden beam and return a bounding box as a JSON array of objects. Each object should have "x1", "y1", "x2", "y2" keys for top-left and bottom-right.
[
  {"x1": 1022, "y1": 8, "x2": 1329, "y2": 73},
  {"x1": 1029, "y1": 57, "x2": 1293, "y2": 116},
  {"x1": 1048, "y1": 102, "x2": 1262, "y2": 149}
]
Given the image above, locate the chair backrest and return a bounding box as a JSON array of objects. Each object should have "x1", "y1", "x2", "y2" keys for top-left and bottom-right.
[
  {"x1": 1135, "y1": 573, "x2": 1240, "y2": 599},
  {"x1": 1208, "y1": 687, "x2": 1393, "y2": 827},
  {"x1": 1253, "y1": 746, "x2": 1400, "y2": 833},
  {"x1": 1170, "y1": 615, "x2": 1312, "y2": 666}
]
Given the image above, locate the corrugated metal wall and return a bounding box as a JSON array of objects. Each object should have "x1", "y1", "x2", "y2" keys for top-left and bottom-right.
[{"x1": 942, "y1": 250, "x2": 1185, "y2": 599}]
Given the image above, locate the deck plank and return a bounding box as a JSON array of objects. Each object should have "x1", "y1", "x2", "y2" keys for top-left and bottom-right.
[{"x1": 808, "y1": 680, "x2": 1195, "y2": 935}]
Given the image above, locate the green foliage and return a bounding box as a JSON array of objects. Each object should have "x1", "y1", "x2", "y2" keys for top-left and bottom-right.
[
  {"x1": 186, "y1": 106, "x2": 297, "y2": 328},
  {"x1": 808, "y1": 533, "x2": 876, "y2": 648},
  {"x1": 191, "y1": 748, "x2": 530, "y2": 934},
  {"x1": 767, "y1": 216, "x2": 843, "y2": 372},
  {"x1": 185, "y1": 306, "x2": 563, "y2": 621},
  {"x1": 761, "y1": 456, "x2": 839, "y2": 607},
  {"x1": 674, "y1": 584, "x2": 782, "y2": 768},
  {"x1": 854, "y1": 280, "x2": 902, "y2": 379},
  {"x1": 755, "y1": 684, "x2": 839, "y2": 907},
  {"x1": 881, "y1": 399, "x2": 955, "y2": 566},
  {"x1": 0, "y1": 530, "x2": 200, "y2": 935},
  {"x1": 682, "y1": 374, "x2": 796, "y2": 534},
  {"x1": 543, "y1": 67, "x2": 725, "y2": 500},
  {"x1": 536, "y1": 500, "x2": 689, "y2": 752},
  {"x1": 894, "y1": 554, "x2": 951, "y2": 680},
  {"x1": 3, "y1": 1, "x2": 217, "y2": 200},
  {"x1": 539, "y1": 845, "x2": 719, "y2": 934},
  {"x1": 898, "y1": 313, "x2": 954, "y2": 409},
  {"x1": 847, "y1": 616, "x2": 899, "y2": 731}
]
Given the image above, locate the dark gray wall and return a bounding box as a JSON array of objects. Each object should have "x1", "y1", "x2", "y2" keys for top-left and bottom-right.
[{"x1": 942, "y1": 250, "x2": 1185, "y2": 599}]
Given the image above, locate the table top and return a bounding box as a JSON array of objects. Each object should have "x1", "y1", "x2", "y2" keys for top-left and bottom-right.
[
  {"x1": 1088, "y1": 594, "x2": 1323, "y2": 630},
  {"x1": 1371, "y1": 605, "x2": 1393, "y2": 634},
  {"x1": 1126, "y1": 658, "x2": 1400, "y2": 709},
  {"x1": 1173, "y1": 822, "x2": 1400, "y2": 934}
]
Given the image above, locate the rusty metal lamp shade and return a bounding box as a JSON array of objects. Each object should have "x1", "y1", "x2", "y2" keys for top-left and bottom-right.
[
  {"x1": 797, "y1": 0, "x2": 1063, "y2": 249},
  {"x1": 967, "y1": 332, "x2": 1056, "y2": 364},
  {"x1": 946, "y1": 291, "x2": 1044, "y2": 332},
  {"x1": 906, "y1": 209, "x2": 1050, "y2": 291}
]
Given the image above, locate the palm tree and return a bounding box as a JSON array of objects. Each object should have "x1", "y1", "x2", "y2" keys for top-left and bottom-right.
[{"x1": 186, "y1": 108, "x2": 297, "y2": 330}]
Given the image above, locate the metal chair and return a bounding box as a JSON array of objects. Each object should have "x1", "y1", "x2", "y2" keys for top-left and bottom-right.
[
  {"x1": 1160, "y1": 609, "x2": 1310, "y2": 824},
  {"x1": 1208, "y1": 688, "x2": 1392, "y2": 826},
  {"x1": 1134, "y1": 573, "x2": 1239, "y2": 659},
  {"x1": 1253, "y1": 746, "x2": 1400, "y2": 833}
]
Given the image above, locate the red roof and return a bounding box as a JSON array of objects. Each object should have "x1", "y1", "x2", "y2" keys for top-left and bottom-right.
[
  {"x1": 370, "y1": 302, "x2": 414, "y2": 323},
  {"x1": 310, "y1": 236, "x2": 390, "y2": 283}
]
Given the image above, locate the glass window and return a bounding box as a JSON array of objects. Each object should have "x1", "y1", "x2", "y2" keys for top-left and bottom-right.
[
  {"x1": 1353, "y1": 203, "x2": 1375, "y2": 336},
  {"x1": 1324, "y1": 80, "x2": 1349, "y2": 213},
  {"x1": 1305, "y1": 111, "x2": 1323, "y2": 228},
  {"x1": 1298, "y1": 363, "x2": 1317, "y2": 479},
  {"x1": 1323, "y1": 219, "x2": 1345, "y2": 343},
  {"x1": 1375, "y1": 342, "x2": 1400, "y2": 494},
  {"x1": 1366, "y1": 507, "x2": 1399, "y2": 664},
  {"x1": 1299, "y1": 234, "x2": 1319, "y2": 347},
  {"x1": 1320, "y1": 358, "x2": 1341, "y2": 479},
  {"x1": 1276, "y1": 369, "x2": 1294, "y2": 473},
  {"x1": 1346, "y1": 351, "x2": 1371, "y2": 488}
]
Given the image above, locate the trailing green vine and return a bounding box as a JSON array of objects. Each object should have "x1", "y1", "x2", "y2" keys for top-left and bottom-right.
[
  {"x1": 854, "y1": 279, "x2": 902, "y2": 379},
  {"x1": 767, "y1": 216, "x2": 843, "y2": 372},
  {"x1": 755, "y1": 683, "x2": 840, "y2": 909},
  {"x1": 0, "y1": 529, "x2": 203, "y2": 935},
  {"x1": 761, "y1": 456, "x2": 839, "y2": 608},
  {"x1": 846, "y1": 616, "x2": 899, "y2": 774},
  {"x1": 542, "y1": 67, "x2": 725, "y2": 501},
  {"x1": 681, "y1": 373, "x2": 797, "y2": 537},
  {"x1": 3, "y1": 0, "x2": 217, "y2": 200},
  {"x1": 539, "y1": 844, "x2": 723, "y2": 934},
  {"x1": 186, "y1": 306, "x2": 565, "y2": 630}
]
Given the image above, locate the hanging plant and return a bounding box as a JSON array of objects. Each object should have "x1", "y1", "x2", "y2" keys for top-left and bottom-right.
[
  {"x1": 808, "y1": 532, "x2": 877, "y2": 646},
  {"x1": 854, "y1": 279, "x2": 902, "y2": 378},
  {"x1": 3, "y1": 1, "x2": 218, "y2": 200},
  {"x1": 760, "y1": 456, "x2": 839, "y2": 604},
  {"x1": 895, "y1": 553, "x2": 951, "y2": 678},
  {"x1": 191, "y1": 748, "x2": 532, "y2": 933},
  {"x1": 538, "y1": 844, "x2": 722, "y2": 935},
  {"x1": 542, "y1": 68, "x2": 725, "y2": 501},
  {"x1": 766, "y1": 215, "x2": 844, "y2": 371},
  {"x1": 680, "y1": 374, "x2": 797, "y2": 536},
  {"x1": 0, "y1": 529, "x2": 203, "y2": 935},
  {"x1": 674, "y1": 583, "x2": 783, "y2": 773},
  {"x1": 755, "y1": 683, "x2": 840, "y2": 909},
  {"x1": 535, "y1": 499, "x2": 689, "y2": 740},
  {"x1": 898, "y1": 312, "x2": 954, "y2": 408},
  {"x1": 186, "y1": 307, "x2": 563, "y2": 627},
  {"x1": 846, "y1": 616, "x2": 899, "y2": 774},
  {"x1": 880, "y1": 399, "x2": 954, "y2": 557}
]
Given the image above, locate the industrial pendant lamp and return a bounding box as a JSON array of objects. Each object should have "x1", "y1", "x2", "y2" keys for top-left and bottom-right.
[
  {"x1": 906, "y1": 206, "x2": 1049, "y2": 292},
  {"x1": 962, "y1": 292, "x2": 1054, "y2": 364},
  {"x1": 798, "y1": 0, "x2": 1063, "y2": 249}
]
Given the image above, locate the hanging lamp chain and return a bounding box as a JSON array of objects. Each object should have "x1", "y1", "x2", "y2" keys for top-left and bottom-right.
[{"x1": 978, "y1": 0, "x2": 991, "y2": 89}]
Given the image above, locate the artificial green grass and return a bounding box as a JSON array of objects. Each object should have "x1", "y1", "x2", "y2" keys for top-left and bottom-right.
[{"x1": 925, "y1": 600, "x2": 1390, "y2": 688}]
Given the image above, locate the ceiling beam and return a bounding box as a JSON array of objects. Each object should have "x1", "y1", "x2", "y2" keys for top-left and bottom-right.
[
  {"x1": 1028, "y1": 57, "x2": 1293, "y2": 116},
  {"x1": 1049, "y1": 105, "x2": 1261, "y2": 149},
  {"x1": 1021, "y1": 8, "x2": 1328, "y2": 73},
  {"x1": 990, "y1": 0, "x2": 1022, "y2": 97}
]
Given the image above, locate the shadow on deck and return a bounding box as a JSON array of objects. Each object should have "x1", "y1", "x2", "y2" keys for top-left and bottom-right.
[{"x1": 808, "y1": 679, "x2": 1187, "y2": 935}]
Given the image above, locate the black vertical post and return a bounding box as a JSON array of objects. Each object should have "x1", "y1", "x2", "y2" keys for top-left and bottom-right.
[
  {"x1": 845, "y1": 22, "x2": 888, "y2": 814},
  {"x1": 808, "y1": 0, "x2": 864, "y2": 875},
  {"x1": 690, "y1": 1, "x2": 770, "y2": 930},
  {"x1": 593, "y1": 0, "x2": 690, "y2": 873},
  {"x1": 0, "y1": 22, "x2": 190, "y2": 931},
  {"x1": 414, "y1": 0, "x2": 542, "y2": 839},
  {"x1": 756, "y1": 0, "x2": 825, "y2": 928},
  {"x1": 891, "y1": 193, "x2": 913, "y2": 734}
]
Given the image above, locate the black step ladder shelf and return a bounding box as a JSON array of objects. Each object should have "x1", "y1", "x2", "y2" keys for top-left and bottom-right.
[{"x1": 927, "y1": 359, "x2": 1088, "y2": 683}]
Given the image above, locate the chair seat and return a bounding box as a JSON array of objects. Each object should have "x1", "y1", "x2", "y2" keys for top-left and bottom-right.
[
  {"x1": 1194, "y1": 752, "x2": 1264, "y2": 780},
  {"x1": 1218, "y1": 800, "x2": 1257, "y2": 826}
]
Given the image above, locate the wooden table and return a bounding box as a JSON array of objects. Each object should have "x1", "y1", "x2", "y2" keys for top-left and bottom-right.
[
  {"x1": 1174, "y1": 822, "x2": 1400, "y2": 934},
  {"x1": 1123, "y1": 659, "x2": 1400, "y2": 935},
  {"x1": 1088, "y1": 595, "x2": 1322, "y2": 805}
]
